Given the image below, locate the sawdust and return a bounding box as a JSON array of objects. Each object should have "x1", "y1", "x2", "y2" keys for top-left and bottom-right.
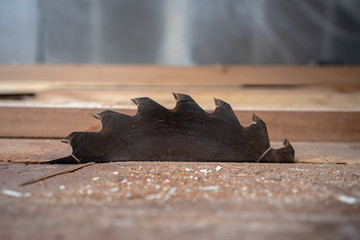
[{"x1": 1, "y1": 162, "x2": 360, "y2": 239}]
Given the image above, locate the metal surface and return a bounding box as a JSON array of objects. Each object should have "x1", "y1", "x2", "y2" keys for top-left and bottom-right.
[{"x1": 51, "y1": 93, "x2": 294, "y2": 164}]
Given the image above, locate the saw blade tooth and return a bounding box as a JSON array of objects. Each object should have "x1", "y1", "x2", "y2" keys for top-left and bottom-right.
[
  {"x1": 214, "y1": 98, "x2": 226, "y2": 108},
  {"x1": 172, "y1": 92, "x2": 194, "y2": 102},
  {"x1": 214, "y1": 98, "x2": 233, "y2": 111},
  {"x1": 282, "y1": 138, "x2": 295, "y2": 156},
  {"x1": 64, "y1": 133, "x2": 72, "y2": 141},
  {"x1": 64, "y1": 132, "x2": 75, "y2": 142},
  {"x1": 245, "y1": 113, "x2": 266, "y2": 129},
  {"x1": 93, "y1": 110, "x2": 131, "y2": 129},
  {"x1": 131, "y1": 97, "x2": 164, "y2": 107},
  {"x1": 93, "y1": 110, "x2": 117, "y2": 120},
  {"x1": 213, "y1": 98, "x2": 241, "y2": 125},
  {"x1": 61, "y1": 139, "x2": 70, "y2": 144},
  {"x1": 252, "y1": 113, "x2": 260, "y2": 123},
  {"x1": 93, "y1": 113, "x2": 101, "y2": 120},
  {"x1": 131, "y1": 97, "x2": 161, "y2": 107},
  {"x1": 283, "y1": 138, "x2": 290, "y2": 147},
  {"x1": 251, "y1": 113, "x2": 266, "y2": 127},
  {"x1": 172, "y1": 93, "x2": 206, "y2": 113},
  {"x1": 131, "y1": 98, "x2": 141, "y2": 105},
  {"x1": 132, "y1": 97, "x2": 168, "y2": 115},
  {"x1": 256, "y1": 138, "x2": 295, "y2": 163},
  {"x1": 63, "y1": 131, "x2": 84, "y2": 144}
]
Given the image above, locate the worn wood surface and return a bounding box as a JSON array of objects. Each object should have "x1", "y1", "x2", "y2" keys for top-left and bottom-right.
[
  {"x1": 1, "y1": 65, "x2": 360, "y2": 240},
  {"x1": 1, "y1": 160, "x2": 360, "y2": 240}
]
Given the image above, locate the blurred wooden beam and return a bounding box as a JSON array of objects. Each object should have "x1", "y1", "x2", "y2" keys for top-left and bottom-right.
[{"x1": 0, "y1": 65, "x2": 359, "y2": 94}]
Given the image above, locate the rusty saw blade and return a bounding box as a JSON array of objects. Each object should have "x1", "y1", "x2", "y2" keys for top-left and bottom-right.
[{"x1": 48, "y1": 93, "x2": 294, "y2": 164}]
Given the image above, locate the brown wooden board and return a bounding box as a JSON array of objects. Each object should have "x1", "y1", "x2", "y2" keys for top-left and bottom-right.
[
  {"x1": 25, "y1": 88, "x2": 360, "y2": 109},
  {"x1": 0, "y1": 65, "x2": 359, "y2": 94}
]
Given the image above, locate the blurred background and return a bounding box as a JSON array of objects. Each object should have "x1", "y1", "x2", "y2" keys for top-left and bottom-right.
[{"x1": 0, "y1": 0, "x2": 360, "y2": 65}]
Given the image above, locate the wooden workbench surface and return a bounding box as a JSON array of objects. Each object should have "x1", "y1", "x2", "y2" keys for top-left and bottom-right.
[
  {"x1": 0, "y1": 65, "x2": 359, "y2": 240},
  {"x1": 0, "y1": 65, "x2": 360, "y2": 141}
]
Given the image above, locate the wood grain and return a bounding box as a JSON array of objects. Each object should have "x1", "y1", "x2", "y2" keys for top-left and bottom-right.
[
  {"x1": 0, "y1": 65, "x2": 359, "y2": 93},
  {"x1": 1, "y1": 106, "x2": 359, "y2": 141},
  {"x1": 31, "y1": 88, "x2": 360, "y2": 109}
]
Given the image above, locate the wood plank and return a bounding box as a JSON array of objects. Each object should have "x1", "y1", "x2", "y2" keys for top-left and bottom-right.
[
  {"x1": 31, "y1": 88, "x2": 360, "y2": 109},
  {"x1": 1, "y1": 106, "x2": 359, "y2": 141},
  {"x1": 1, "y1": 146, "x2": 359, "y2": 240},
  {"x1": 1, "y1": 161, "x2": 359, "y2": 240},
  {"x1": 0, "y1": 65, "x2": 359, "y2": 94},
  {"x1": 0, "y1": 139, "x2": 359, "y2": 164}
]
